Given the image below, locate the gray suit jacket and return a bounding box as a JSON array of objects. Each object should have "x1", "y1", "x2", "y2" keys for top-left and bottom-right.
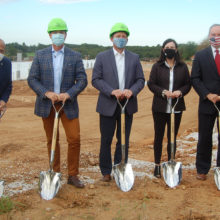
[
  {"x1": 92, "y1": 48, "x2": 145, "y2": 116},
  {"x1": 28, "y1": 46, "x2": 87, "y2": 119}
]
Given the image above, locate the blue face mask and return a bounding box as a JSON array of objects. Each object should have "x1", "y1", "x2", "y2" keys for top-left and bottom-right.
[
  {"x1": 51, "y1": 33, "x2": 65, "y2": 46},
  {"x1": 113, "y1": 38, "x2": 127, "y2": 49}
]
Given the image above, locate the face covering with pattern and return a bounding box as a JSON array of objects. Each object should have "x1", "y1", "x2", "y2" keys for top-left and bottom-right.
[
  {"x1": 51, "y1": 33, "x2": 65, "y2": 46},
  {"x1": 209, "y1": 37, "x2": 220, "y2": 48},
  {"x1": 164, "y1": 49, "x2": 176, "y2": 59},
  {"x1": 113, "y1": 38, "x2": 127, "y2": 49}
]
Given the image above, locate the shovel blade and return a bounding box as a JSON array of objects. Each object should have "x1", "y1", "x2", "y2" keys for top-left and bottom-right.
[
  {"x1": 113, "y1": 163, "x2": 134, "y2": 192},
  {"x1": 162, "y1": 161, "x2": 182, "y2": 188},
  {"x1": 0, "y1": 180, "x2": 4, "y2": 197},
  {"x1": 214, "y1": 167, "x2": 220, "y2": 190},
  {"x1": 39, "y1": 171, "x2": 61, "y2": 200}
]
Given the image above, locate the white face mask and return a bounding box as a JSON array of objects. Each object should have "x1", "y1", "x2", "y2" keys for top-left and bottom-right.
[{"x1": 0, "y1": 53, "x2": 4, "y2": 61}]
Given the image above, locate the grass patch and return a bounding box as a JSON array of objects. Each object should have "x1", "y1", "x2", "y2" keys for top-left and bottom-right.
[
  {"x1": 0, "y1": 197, "x2": 14, "y2": 215},
  {"x1": 0, "y1": 196, "x2": 27, "y2": 215}
]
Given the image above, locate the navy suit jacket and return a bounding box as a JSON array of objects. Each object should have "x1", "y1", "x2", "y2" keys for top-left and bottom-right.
[
  {"x1": 28, "y1": 46, "x2": 87, "y2": 119},
  {"x1": 0, "y1": 56, "x2": 12, "y2": 103},
  {"x1": 92, "y1": 48, "x2": 145, "y2": 116},
  {"x1": 191, "y1": 46, "x2": 220, "y2": 114}
]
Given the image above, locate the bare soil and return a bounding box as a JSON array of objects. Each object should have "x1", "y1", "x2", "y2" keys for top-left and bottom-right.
[{"x1": 1, "y1": 63, "x2": 220, "y2": 220}]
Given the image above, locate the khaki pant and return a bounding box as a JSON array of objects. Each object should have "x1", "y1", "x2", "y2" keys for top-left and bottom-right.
[{"x1": 42, "y1": 105, "x2": 80, "y2": 176}]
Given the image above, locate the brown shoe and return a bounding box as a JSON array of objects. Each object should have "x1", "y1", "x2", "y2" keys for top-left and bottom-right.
[
  {"x1": 101, "y1": 174, "x2": 112, "y2": 182},
  {"x1": 67, "y1": 176, "x2": 85, "y2": 188},
  {"x1": 196, "y1": 173, "x2": 207, "y2": 181}
]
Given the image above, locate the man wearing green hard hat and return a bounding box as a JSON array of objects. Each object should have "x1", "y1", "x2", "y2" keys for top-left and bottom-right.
[
  {"x1": 28, "y1": 18, "x2": 87, "y2": 188},
  {"x1": 92, "y1": 22, "x2": 145, "y2": 181}
]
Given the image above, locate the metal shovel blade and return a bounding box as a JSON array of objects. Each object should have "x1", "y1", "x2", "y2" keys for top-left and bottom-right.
[
  {"x1": 0, "y1": 180, "x2": 4, "y2": 197},
  {"x1": 214, "y1": 167, "x2": 220, "y2": 190},
  {"x1": 162, "y1": 161, "x2": 182, "y2": 188},
  {"x1": 113, "y1": 163, "x2": 134, "y2": 192},
  {"x1": 39, "y1": 170, "x2": 61, "y2": 200}
]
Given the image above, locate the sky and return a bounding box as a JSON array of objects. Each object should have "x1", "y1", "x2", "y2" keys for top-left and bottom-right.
[{"x1": 0, "y1": 0, "x2": 219, "y2": 46}]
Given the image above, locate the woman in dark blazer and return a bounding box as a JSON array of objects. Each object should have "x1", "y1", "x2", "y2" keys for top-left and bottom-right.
[{"x1": 148, "y1": 39, "x2": 191, "y2": 178}]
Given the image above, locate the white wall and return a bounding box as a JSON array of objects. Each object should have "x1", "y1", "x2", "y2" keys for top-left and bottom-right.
[{"x1": 12, "y1": 59, "x2": 95, "y2": 81}]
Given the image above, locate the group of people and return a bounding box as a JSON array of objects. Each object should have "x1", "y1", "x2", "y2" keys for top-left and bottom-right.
[{"x1": 1, "y1": 18, "x2": 220, "y2": 189}]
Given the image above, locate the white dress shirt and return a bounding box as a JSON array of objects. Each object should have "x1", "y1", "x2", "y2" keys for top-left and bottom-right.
[
  {"x1": 211, "y1": 45, "x2": 219, "y2": 59},
  {"x1": 165, "y1": 61, "x2": 180, "y2": 114},
  {"x1": 52, "y1": 46, "x2": 64, "y2": 94},
  {"x1": 113, "y1": 48, "x2": 125, "y2": 90}
]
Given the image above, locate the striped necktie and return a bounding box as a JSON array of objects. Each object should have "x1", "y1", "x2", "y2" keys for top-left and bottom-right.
[{"x1": 215, "y1": 49, "x2": 220, "y2": 76}]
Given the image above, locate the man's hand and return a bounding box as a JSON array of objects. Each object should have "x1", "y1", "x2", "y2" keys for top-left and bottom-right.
[
  {"x1": 172, "y1": 90, "x2": 182, "y2": 98},
  {"x1": 164, "y1": 90, "x2": 173, "y2": 98},
  {"x1": 58, "y1": 93, "x2": 70, "y2": 103},
  {"x1": 111, "y1": 89, "x2": 124, "y2": 99},
  {"x1": 207, "y1": 93, "x2": 219, "y2": 103},
  {"x1": 122, "y1": 89, "x2": 133, "y2": 99},
  {"x1": 45, "y1": 91, "x2": 59, "y2": 104},
  {"x1": 0, "y1": 100, "x2": 6, "y2": 111}
]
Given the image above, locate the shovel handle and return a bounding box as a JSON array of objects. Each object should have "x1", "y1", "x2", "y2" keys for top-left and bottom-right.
[
  {"x1": 214, "y1": 104, "x2": 220, "y2": 136},
  {"x1": 0, "y1": 107, "x2": 7, "y2": 119},
  {"x1": 170, "y1": 112, "x2": 175, "y2": 161},
  {"x1": 117, "y1": 99, "x2": 129, "y2": 114},
  {"x1": 169, "y1": 98, "x2": 179, "y2": 161},
  {"x1": 117, "y1": 99, "x2": 128, "y2": 164},
  {"x1": 50, "y1": 103, "x2": 64, "y2": 168}
]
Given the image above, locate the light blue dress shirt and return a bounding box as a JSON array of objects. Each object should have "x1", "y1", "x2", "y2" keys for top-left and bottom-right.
[{"x1": 52, "y1": 46, "x2": 64, "y2": 94}]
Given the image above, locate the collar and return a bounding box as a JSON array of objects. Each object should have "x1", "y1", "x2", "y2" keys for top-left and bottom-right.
[
  {"x1": 164, "y1": 61, "x2": 176, "y2": 69},
  {"x1": 52, "y1": 45, "x2": 65, "y2": 54},
  {"x1": 113, "y1": 47, "x2": 125, "y2": 56}
]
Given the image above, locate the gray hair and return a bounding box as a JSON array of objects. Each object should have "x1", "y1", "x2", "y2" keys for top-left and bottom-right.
[{"x1": 209, "y1": 24, "x2": 220, "y2": 35}]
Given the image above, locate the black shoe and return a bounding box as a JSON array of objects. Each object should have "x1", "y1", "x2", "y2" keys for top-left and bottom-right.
[{"x1": 154, "y1": 165, "x2": 161, "y2": 178}]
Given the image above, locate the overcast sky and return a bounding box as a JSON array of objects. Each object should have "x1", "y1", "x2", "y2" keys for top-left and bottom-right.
[{"x1": 0, "y1": 0, "x2": 219, "y2": 46}]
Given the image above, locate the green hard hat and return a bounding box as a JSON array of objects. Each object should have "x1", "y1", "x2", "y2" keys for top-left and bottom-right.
[
  {"x1": 47, "y1": 18, "x2": 68, "y2": 33},
  {"x1": 109, "y1": 23, "x2": 130, "y2": 38}
]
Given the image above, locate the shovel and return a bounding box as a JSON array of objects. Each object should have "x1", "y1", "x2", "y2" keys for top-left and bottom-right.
[
  {"x1": 113, "y1": 98, "x2": 134, "y2": 192},
  {"x1": 0, "y1": 106, "x2": 7, "y2": 197},
  {"x1": 39, "y1": 102, "x2": 64, "y2": 200},
  {"x1": 213, "y1": 103, "x2": 220, "y2": 190},
  {"x1": 162, "y1": 98, "x2": 182, "y2": 188}
]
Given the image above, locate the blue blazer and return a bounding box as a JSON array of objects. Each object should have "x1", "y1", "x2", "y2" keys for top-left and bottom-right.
[
  {"x1": 92, "y1": 48, "x2": 145, "y2": 116},
  {"x1": 28, "y1": 46, "x2": 88, "y2": 119},
  {"x1": 0, "y1": 56, "x2": 12, "y2": 103}
]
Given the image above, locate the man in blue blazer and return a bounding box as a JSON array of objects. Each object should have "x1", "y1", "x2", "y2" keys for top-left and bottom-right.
[
  {"x1": 28, "y1": 18, "x2": 87, "y2": 188},
  {"x1": 191, "y1": 24, "x2": 220, "y2": 181},
  {"x1": 0, "y1": 39, "x2": 12, "y2": 117},
  {"x1": 92, "y1": 23, "x2": 145, "y2": 181}
]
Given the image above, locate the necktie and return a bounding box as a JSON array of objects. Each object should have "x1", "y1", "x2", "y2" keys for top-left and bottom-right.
[{"x1": 215, "y1": 49, "x2": 220, "y2": 76}]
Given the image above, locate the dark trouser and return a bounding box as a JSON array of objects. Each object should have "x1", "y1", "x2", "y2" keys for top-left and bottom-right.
[
  {"x1": 99, "y1": 105, "x2": 133, "y2": 176},
  {"x1": 196, "y1": 112, "x2": 220, "y2": 174},
  {"x1": 152, "y1": 111, "x2": 182, "y2": 164},
  {"x1": 42, "y1": 105, "x2": 80, "y2": 176}
]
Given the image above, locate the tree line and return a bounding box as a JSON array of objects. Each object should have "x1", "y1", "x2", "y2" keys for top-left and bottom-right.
[{"x1": 5, "y1": 39, "x2": 209, "y2": 61}]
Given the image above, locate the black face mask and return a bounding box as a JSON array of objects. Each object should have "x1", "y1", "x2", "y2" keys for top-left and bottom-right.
[{"x1": 164, "y1": 49, "x2": 176, "y2": 59}]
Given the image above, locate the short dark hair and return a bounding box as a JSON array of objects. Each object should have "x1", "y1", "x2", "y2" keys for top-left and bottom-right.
[
  {"x1": 209, "y1": 24, "x2": 220, "y2": 35},
  {"x1": 158, "y1": 38, "x2": 181, "y2": 64}
]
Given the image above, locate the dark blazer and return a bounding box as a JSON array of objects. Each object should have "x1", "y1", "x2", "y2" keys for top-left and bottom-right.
[
  {"x1": 148, "y1": 61, "x2": 191, "y2": 112},
  {"x1": 92, "y1": 48, "x2": 145, "y2": 116},
  {"x1": 28, "y1": 46, "x2": 87, "y2": 119},
  {"x1": 191, "y1": 46, "x2": 220, "y2": 114},
  {"x1": 0, "y1": 56, "x2": 12, "y2": 103}
]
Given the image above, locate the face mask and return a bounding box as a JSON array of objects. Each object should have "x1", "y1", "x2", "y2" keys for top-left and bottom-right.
[
  {"x1": 51, "y1": 33, "x2": 65, "y2": 46},
  {"x1": 164, "y1": 49, "x2": 176, "y2": 59},
  {"x1": 209, "y1": 36, "x2": 220, "y2": 48},
  {"x1": 113, "y1": 38, "x2": 127, "y2": 49},
  {"x1": 0, "y1": 53, "x2": 4, "y2": 62}
]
